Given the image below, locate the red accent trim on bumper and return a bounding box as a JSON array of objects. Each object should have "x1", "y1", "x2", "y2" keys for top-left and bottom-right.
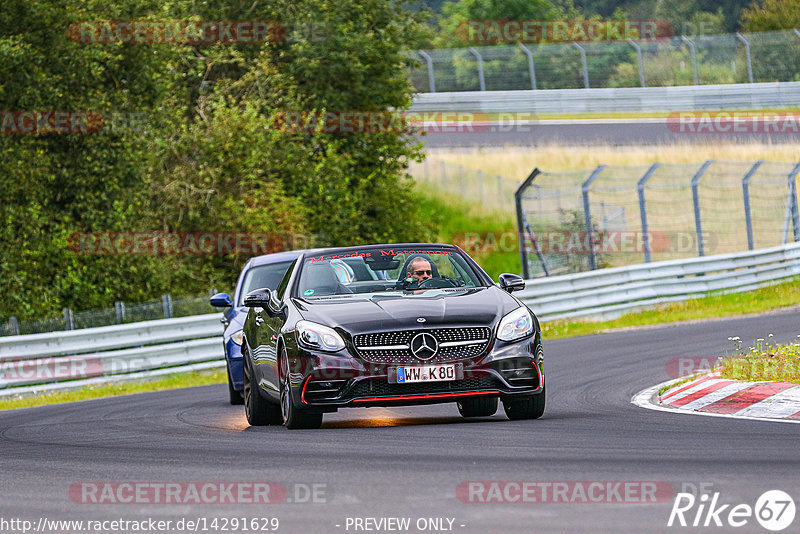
[
  {"x1": 300, "y1": 375, "x2": 312, "y2": 404},
  {"x1": 352, "y1": 390, "x2": 502, "y2": 403}
]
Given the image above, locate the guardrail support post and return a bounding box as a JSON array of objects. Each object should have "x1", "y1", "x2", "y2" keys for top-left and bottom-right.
[
  {"x1": 468, "y1": 47, "x2": 486, "y2": 91},
  {"x1": 572, "y1": 42, "x2": 590, "y2": 88},
  {"x1": 519, "y1": 44, "x2": 537, "y2": 90},
  {"x1": 63, "y1": 308, "x2": 74, "y2": 331},
  {"x1": 736, "y1": 33, "x2": 754, "y2": 83},
  {"x1": 637, "y1": 163, "x2": 661, "y2": 262},
  {"x1": 418, "y1": 50, "x2": 436, "y2": 93},
  {"x1": 742, "y1": 160, "x2": 765, "y2": 250},
  {"x1": 582, "y1": 165, "x2": 607, "y2": 270},
  {"x1": 680, "y1": 36, "x2": 699, "y2": 85},
  {"x1": 627, "y1": 39, "x2": 646, "y2": 87},
  {"x1": 691, "y1": 160, "x2": 714, "y2": 257},
  {"x1": 162, "y1": 294, "x2": 174, "y2": 319},
  {"x1": 9, "y1": 316, "x2": 19, "y2": 336},
  {"x1": 115, "y1": 301, "x2": 126, "y2": 324},
  {"x1": 789, "y1": 162, "x2": 800, "y2": 242}
]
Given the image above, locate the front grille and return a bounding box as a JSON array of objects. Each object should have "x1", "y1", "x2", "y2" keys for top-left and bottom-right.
[
  {"x1": 353, "y1": 327, "x2": 492, "y2": 364},
  {"x1": 346, "y1": 374, "x2": 501, "y2": 398}
]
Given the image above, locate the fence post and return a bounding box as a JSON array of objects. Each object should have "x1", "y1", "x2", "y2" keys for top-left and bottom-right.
[
  {"x1": 115, "y1": 301, "x2": 126, "y2": 324},
  {"x1": 519, "y1": 44, "x2": 537, "y2": 90},
  {"x1": 627, "y1": 39, "x2": 646, "y2": 87},
  {"x1": 497, "y1": 176, "x2": 503, "y2": 200},
  {"x1": 63, "y1": 308, "x2": 74, "y2": 331},
  {"x1": 735, "y1": 33, "x2": 754, "y2": 83},
  {"x1": 742, "y1": 160, "x2": 765, "y2": 250},
  {"x1": 573, "y1": 42, "x2": 590, "y2": 88},
  {"x1": 418, "y1": 50, "x2": 436, "y2": 93},
  {"x1": 9, "y1": 316, "x2": 19, "y2": 335},
  {"x1": 162, "y1": 294, "x2": 174, "y2": 319},
  {"x1": 440, "y1": 161, "x2": 446, "y2": 187},
  {"x1": 582, "y1": 165, "x2": 607, "y2": 270},
  {"x1": 468, "y1": 47, "x2": 486, "y2": 91},
  {"x1": 477, "y1": 170, "x2": 483, "y2": 199},
  {"x1": 681, "y1": 36, "x2": 699, "y2": 85},
  {"x1": 459, "y1": 166, "x2": 466, "y2": 197},
  {"x1": 789, "y1": 163, "x2": 800, "y2": 242},
  {"x1": 691, "y1": 160, "x2": 714, "y2": 257},
  {"x1": 515, "y1": 168, "x2": 547, "y2": 278},
  {"x1": 637, "y1": 163, "x2": 661, "y2": 262}
]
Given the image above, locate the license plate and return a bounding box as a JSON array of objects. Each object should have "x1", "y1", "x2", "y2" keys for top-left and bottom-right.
[{"x1": 389, "y1": 363, "x2": 463, "y2": 383}]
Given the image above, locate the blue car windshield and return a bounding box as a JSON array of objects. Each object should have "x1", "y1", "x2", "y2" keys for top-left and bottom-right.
[
  {"x1": 295, "y1": 246, "x2": 484, "y2": 298},
  {"x1": 238, "y1": 261, "x2": 294, "y2": 306}
]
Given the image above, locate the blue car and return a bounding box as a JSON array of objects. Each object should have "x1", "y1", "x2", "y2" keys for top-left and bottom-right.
[{"x1": 210, "y1": 250, "x2": 305, "y2": 404}]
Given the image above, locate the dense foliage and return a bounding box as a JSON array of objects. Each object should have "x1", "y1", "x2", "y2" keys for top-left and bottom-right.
[{"x1": 0, "y1": 0, "x2": 433, "y2": 321}]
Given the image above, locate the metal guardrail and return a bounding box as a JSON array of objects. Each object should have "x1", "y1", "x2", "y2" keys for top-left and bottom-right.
[
  {"x1": 517, "y1": 242, "x2": 800, "y2": 321},
  {"x1": 2, "y1": 244, "x2": 799, "y2": 396},
  {"x1": 411, "y1": 82, "x2": 800, "y2": 114},
  {"x1": 0, "y1": 314, "x2": 225, "y2": 396}
]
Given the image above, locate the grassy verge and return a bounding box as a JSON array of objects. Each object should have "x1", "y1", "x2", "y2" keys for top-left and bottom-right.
[
  {"x1": 719, "y1": 336, "x2": 800, "y2": 382},
  {"x1": 541, "y1": 276, "x2": 800, "y2": 340},
  {"x1": 0, "y1": 368, "x2": 225, "y2": 411}
]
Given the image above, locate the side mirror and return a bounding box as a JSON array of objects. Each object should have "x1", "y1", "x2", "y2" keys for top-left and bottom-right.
[
  {"x1": 243, "y1": 288, "x2": 271, "y2": 308},
  {"x1": 499, "y1": 273, "x2": 525, "y2": 293},
  {"x1": 209, "y1": 292, "x2": 232, "y2": 308}
]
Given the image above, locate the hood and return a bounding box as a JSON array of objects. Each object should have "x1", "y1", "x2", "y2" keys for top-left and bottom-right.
[{"x1": 294, "y1": 287, "x2": 522, "y2": 335}]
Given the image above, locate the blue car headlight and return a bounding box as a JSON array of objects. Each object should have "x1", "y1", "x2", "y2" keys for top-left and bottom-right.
[
  {"x1": 497, "y1": 307, "x2": 534, "y2": 342},
  {"x1": 296, "y1": 321, "x2": 346, "y2": 352}
]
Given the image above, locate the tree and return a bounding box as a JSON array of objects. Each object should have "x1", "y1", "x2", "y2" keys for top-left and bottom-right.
[{"x1": 740, "y1": 0, "x2": 800, "y2": 31}]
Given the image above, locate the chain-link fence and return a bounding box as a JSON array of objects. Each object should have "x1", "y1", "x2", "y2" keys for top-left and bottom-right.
[
  {"x1": 515, "y1": 161, "x2": 800, "y2": 277},
  {"x1": 409, "y1": 30, "x2": 800, "y2": 92},
  {"x1": 410, "y1": 158, "x2": 519, "y2": 212},
  {"x1": 1, "y1": 292, "x2": 219, "y2": 337}
]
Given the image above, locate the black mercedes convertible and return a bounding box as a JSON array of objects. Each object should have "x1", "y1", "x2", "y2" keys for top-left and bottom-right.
[{"x1": 241, "y1": 243, "x2": 544, "y2": 429}]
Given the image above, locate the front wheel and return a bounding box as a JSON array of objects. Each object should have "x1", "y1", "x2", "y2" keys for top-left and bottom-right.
[
  {"x1": 243, "y1": 348, "x2": 281, "y2": 426},
  {"x1": 279, "y1": 350, "x2": 323, "y2": 430},
  {"x1": 227, "y1": 363, "x2": 244, "y2": 405},
  {"x1": 502, "y1": 383, "x2": 546, "y2": 420},
  {"x1": 457, "y1": 397, "x2": 498, "y2": 417}
]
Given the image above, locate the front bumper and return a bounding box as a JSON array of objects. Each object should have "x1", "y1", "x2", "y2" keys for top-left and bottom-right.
[{"x1": 287, "y1": 335, "x2": 543, "y2": 410}]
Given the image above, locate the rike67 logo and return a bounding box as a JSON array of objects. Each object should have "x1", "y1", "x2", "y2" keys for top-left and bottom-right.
[{"x1": 668, "y1": 490, "x2": 796, "y2": 531}]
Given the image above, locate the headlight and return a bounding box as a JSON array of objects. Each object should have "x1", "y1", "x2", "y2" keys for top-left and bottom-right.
[
  {"x1": 497, "y1": 306, "x2": 533, "y2": 342},
  {"x1": 230, "y1": 329, "x2": 244, "y2": 346},
  {"x1": 296, "y1": 320, "x2": 346, "y2": 352}
]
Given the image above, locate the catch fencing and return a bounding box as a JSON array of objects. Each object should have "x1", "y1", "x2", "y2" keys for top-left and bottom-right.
[
  {"x1": 516, "y1": 161, "x2": 800, "y2": 278},
  {"x1": 409, "y1": 29, "x2": 800, "y2": 92},
  {"x1": 1, "y1": 292, "x2": 218, "y2": 337}
]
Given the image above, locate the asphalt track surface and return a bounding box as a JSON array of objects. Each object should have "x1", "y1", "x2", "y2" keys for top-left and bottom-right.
[
  {"x1": 1, "y1": 309, "x2": 799, "y2": 534},
  {"x1": 420, "y1": 119, "x2": 800, "y2": 147}
]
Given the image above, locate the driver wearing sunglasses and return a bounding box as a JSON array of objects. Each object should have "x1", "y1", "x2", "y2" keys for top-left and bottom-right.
[{"x1": 407, "y1": 258, "x2": 433, "y2": 283}]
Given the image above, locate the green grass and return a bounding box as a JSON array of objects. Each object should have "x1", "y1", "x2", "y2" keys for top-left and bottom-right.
[
  {"x1": 719, "y1": 336, "x2": 800, "y2": 382},
  {"x1": 0, "y1": 368, "x2": 226, "y2": 411},
  {"x1": 541, "y1": 276, "x2": 800, "y2": 340}
]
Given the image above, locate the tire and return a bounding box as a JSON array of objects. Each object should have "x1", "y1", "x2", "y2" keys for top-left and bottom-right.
[
  {"x1": 502, "y1": 383, "x2": 546, "y2": 420},
  {"x1": 227, "y1": 363, "x2": 244, "y2": 405},
  {"x1": 279, "y1": 349, "x2": 323, "y2": 430},
  {"x1": 242, "y1": 348, "x2": 281, "y2": 426},
  {"x1": 457, "y1": 397, "x2": 498, "y2": 417}
]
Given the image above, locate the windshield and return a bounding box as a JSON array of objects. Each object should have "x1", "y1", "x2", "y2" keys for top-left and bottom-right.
[
  {"x1": 238, "y1": 261, "x2": 294, "y2": 306},
  {"x1": 295, "y1": 246, "x2": 484, "y2": 298}
]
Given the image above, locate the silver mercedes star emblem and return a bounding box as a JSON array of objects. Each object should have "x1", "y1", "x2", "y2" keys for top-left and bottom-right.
[
  {"x1": 410, "y1": 332, "x2": 438, "y2": 360},
  {"x1": 417, "y1": 317, "x2": 426, "y2": 323}
]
